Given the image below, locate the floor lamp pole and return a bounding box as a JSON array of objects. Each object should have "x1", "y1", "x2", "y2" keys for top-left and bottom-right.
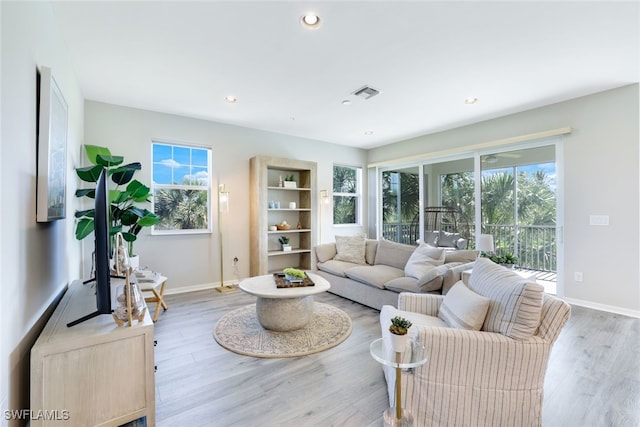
[{"x1": 216, "y1": 184, "x2": 235, "y2": 293}]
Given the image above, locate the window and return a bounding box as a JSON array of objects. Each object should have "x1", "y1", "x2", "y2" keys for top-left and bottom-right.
[
  {"x1": 333, "y1": 165, "x2": 362, "y2": 225},
  {"x1": 151, "y1": 142, "x2": 211, "y2": 233}
]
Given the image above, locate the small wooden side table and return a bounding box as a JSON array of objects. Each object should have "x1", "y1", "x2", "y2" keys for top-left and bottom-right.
[{"x1": 136, "y1": 273, "x2": 168, "y2": 322}]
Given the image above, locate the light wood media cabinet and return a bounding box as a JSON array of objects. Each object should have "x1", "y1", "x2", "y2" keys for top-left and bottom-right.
[{"x1": 31, "y1": 279, "x2": 155, "y2": 426}]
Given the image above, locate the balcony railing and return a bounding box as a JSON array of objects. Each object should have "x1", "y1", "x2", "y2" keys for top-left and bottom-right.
[{"x1": 382, "y1": 223, "x2": 556, "y2": 273}]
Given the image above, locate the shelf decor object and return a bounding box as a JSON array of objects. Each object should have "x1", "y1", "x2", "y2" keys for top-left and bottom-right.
[
  {"x1": 250, "y1": 156, "x2": 317, "y2": 276},
  {"x1": 217, "y1": 183, "x2": 235, "y2": 293},
  {"x1": 112, "y1": 232, "x2": 146, "y2": 327}
]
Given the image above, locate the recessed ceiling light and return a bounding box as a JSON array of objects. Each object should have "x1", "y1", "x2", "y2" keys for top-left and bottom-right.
[
  {"x1": 364, "y1": 130, "x2": 374, "y2": 136},
  {"x1": 301, "y1": 14, "x2": 321, "y2": 29},
  {"x1": 341, "y1": 100, "x2": 351, "y2": 106},
  {"x1": 465, "y1": 97, "x2": 479, "y2": 105},
  {"x1": 224, "y1": 96, "x2": 237, "y2": 104}
]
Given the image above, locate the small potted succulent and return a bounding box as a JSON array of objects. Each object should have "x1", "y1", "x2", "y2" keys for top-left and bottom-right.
[
  {"x1": 389, "y1": 316, "x2": 413, "y2": 353},
  {"x1": 283, "y1": 174, "x2": 297, "y2": 188},
  {"x1": 278, "y1": 235, "x2": 291, "y2": 251}
]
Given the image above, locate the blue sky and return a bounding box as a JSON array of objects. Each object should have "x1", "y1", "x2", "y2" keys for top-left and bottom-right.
[{"x1": 152, "y1": 144, "x2": 209, "y2": 185}]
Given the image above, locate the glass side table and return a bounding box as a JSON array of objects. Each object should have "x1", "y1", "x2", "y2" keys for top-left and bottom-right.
[{"x1": 370, "y1": 338, "x2": 427, "y2": 427}]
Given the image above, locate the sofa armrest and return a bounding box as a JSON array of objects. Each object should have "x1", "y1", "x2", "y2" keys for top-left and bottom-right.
[
  {"x1": 415, "y1": 326, "x2": 551, "y2": 390},
  {"x1": 312, "y1": 243, "x2": 337, "y2": 264},
  {"x1": 397, "y1": 292, "x2": 444, "y2": 316}
]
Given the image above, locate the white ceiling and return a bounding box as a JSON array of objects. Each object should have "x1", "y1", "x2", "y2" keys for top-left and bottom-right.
[{"x1": 51, "y1": 1, "x2": 639, "y2": 149}]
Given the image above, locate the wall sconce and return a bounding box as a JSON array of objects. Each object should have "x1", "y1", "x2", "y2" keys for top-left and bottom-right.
[
  {"x1": 217, "y1": 183, "x2": 234, "y2": 292},
  {"x1": 320, "y1": 189, "x2": 330, "y2": 204},
  {"x1": 219, "y1": 184, "x2": 229, "y2": 213}
]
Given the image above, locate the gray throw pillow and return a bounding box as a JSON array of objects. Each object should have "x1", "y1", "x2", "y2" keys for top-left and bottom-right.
[{"x1": 438, "y1": 231, "x2": 461, "y2": 247}]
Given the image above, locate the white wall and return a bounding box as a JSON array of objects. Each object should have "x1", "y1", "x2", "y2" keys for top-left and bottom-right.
[
  {"x1": 84, "y1": 101, "x2": 368, "y2": 292},
  {"x1": 368, "y1": 84, "x2": 640, "y2": 315},
  {"x1": 1, "y1": 1, "x2": 84, "y2": 422}
]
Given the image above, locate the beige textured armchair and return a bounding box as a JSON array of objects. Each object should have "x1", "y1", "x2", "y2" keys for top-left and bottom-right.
[{"x1": 379, "y1": 259, "x2": 571, "y2": 427}]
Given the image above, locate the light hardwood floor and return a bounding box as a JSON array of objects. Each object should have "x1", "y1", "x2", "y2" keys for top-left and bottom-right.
[{"x1": 153, "y1": 288, "x2": 640, "y2": 427}]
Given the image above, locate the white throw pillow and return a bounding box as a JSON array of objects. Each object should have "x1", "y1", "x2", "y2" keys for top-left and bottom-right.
[
  {"x1": 333, "y1": 234, "x2": 366, "y2": 264},
  {"x1": 438, "y1": 281, "x2": 491, "y2": 330},
  {"x1": 404, "y1": 244, "x2": 445, "y2": 279}
]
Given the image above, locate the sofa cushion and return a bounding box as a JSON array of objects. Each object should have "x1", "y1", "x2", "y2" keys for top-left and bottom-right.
[
  {"x1": 365, "y1": 239, "x2": 378, "y2": 265},
  {"x1": 424, "y1": 231, "x2": 440, "y2": 246},
  {"x1": 438, "y1": 281, "x2": 491, "y2": 330},
  {"x1": 404, "y1": 244, "x2": 445, "y2": 279},
  {"x1": 334, "y1": 234, "x2": 366, "y2": 264},
  {"x1": 316, "y1": 259, "x2": 361, "y2": 277},
  {"x1": 444, "y1": 250, "x2": 479, "y2": 264},
  {"x1": 315, "y1": 242, "x2": 337, "y2": 263},
  {"x1": 384, "y1": 277, "x2": 420, "y2": 293},
  {"x1": 345, "y1": 265, "x2": 405, "y2": 289},
  {"x1": 374, "y1": 239, "x2": 416, "y2": 269},
  {"x1": 417, "y1": 264, "x2": 449, "y2": 292},
  {"x1": 468, "y1": 258, "x2": 544, "y2": 340},
  {"x1": 442, "y1": 262, "x2": 475, "y2": 294},
  {"x1": 438, "y1": 231, "x2": 461, "y2": 247}
]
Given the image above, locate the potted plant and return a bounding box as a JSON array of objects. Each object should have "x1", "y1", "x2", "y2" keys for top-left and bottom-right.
[
  {"x1": 283, "y1": 267, "x2": 305, "y2": 283},
  {"x1": 278, "y1": 235, "x2": 291, "y2": 251},
  {"x1": 389, "y1": 316, "x2": 413, "y2": 353},
  {"x1": 74, "y1": 144, "x2": 160, "y2": 268},
  {"x1": 283, "y1": 174, "x2": 297, "y2": 189},
  {"x1": 481, "y1": 252, "x2": 518, "y2": 268}
]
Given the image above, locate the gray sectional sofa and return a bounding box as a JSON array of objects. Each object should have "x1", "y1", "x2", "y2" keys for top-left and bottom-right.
[{"x1": 312, "y1": 237, "x2": 477, "y2": 310}]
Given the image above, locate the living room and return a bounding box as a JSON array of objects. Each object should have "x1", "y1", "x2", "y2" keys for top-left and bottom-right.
[{"x1": 2, "y1": 1, "x2": 639, "y2": 426}]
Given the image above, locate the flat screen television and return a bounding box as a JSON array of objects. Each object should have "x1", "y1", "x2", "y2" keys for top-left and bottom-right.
[{"x1": 67, "y1": 167, "x2": 112, "y2": 327}]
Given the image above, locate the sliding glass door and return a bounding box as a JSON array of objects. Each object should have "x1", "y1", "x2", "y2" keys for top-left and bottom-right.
[
  {"x1": 376, "y1": 141, "x2": 560, "y2": 294},
  {"x1": 381, "y1": 166, "x2": 420, "y2": 244}
]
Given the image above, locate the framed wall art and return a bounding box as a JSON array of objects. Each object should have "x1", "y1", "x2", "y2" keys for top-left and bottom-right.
[{"x1": 36, "y1": 66, "x2": 68, "y2": 222}]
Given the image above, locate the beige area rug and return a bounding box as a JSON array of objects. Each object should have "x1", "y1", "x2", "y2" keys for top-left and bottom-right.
[{"x1": 213, "y1": 302, "x2": 352, "y2": 358}]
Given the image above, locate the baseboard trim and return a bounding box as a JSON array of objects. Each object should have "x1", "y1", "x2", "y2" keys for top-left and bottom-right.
[
  {"x1": 163, "y1": 281, "x2": 240, "y2": 296},
  {"x1": 564, "y1": 297, "x2": 640, "y2": 319}
]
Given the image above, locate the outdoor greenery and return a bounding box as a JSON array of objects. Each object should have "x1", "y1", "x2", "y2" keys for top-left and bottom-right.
[
  {"x1": 154, "y1": 177, "x2": 208, "y2": 230},
  {"x1": 380, "y1": 162, "x2": 556, "y2": 270},
  {"x1": 333, "y1": 165, "x2": 359, "y2": 224},
  {"x1": 382, "y1": 170, "x2": 420, "y2": 223}
]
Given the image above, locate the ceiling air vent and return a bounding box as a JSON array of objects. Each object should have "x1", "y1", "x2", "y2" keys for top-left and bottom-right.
[{"x1": 352, "y1": 85, "x2": 381, "y2": 100}]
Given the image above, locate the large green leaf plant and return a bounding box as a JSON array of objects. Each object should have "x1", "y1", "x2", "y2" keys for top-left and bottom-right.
[{"x1": 74, "y1": 144, "x2": 160, "y2": 256}]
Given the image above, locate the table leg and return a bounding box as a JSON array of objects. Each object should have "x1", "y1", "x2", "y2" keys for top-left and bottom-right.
[{"x1": 395, "y1": 351, "x2": 402, "y2": 420}]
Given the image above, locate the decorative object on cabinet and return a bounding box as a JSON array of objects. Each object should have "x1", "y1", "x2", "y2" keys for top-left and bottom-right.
[
  {"x1": 112, "y1": 232, "x2": 146, "y2": 327},
  {"x1": 277, "y1": 220, "x2": 291, "y2": 230},
  {"x1": 36, "y1": 66, "x2": 68, "y2": 222},
  {"x1": 283, "y1": 174, "x2": 297, "y2": 188},
  {"x1": 279, "y1": 235, "x2": 291, "y2": 251},
  {"x1": 249, "y1": 156, "x2": 317, "y2": 276},
  {"x1": 216, "y1": 184, "x2": 235, "y2": 293}
]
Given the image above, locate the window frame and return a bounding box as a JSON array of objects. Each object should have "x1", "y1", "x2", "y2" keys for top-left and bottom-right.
[
  {"x1": 332, "y1": 164, "x2": 362, "y2": 226},
  {"x1": 150, "y1": 140, "x2": 212, "y2": 235}
]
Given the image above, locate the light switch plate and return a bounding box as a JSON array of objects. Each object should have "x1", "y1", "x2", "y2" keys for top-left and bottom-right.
[{"x1": 589, "y1": 215, "x2": 609, "y2": 226}]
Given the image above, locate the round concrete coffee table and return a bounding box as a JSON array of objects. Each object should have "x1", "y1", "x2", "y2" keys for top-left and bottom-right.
[{"x1": 239, "y1": 272, "x2": 330, "y2": 332}]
